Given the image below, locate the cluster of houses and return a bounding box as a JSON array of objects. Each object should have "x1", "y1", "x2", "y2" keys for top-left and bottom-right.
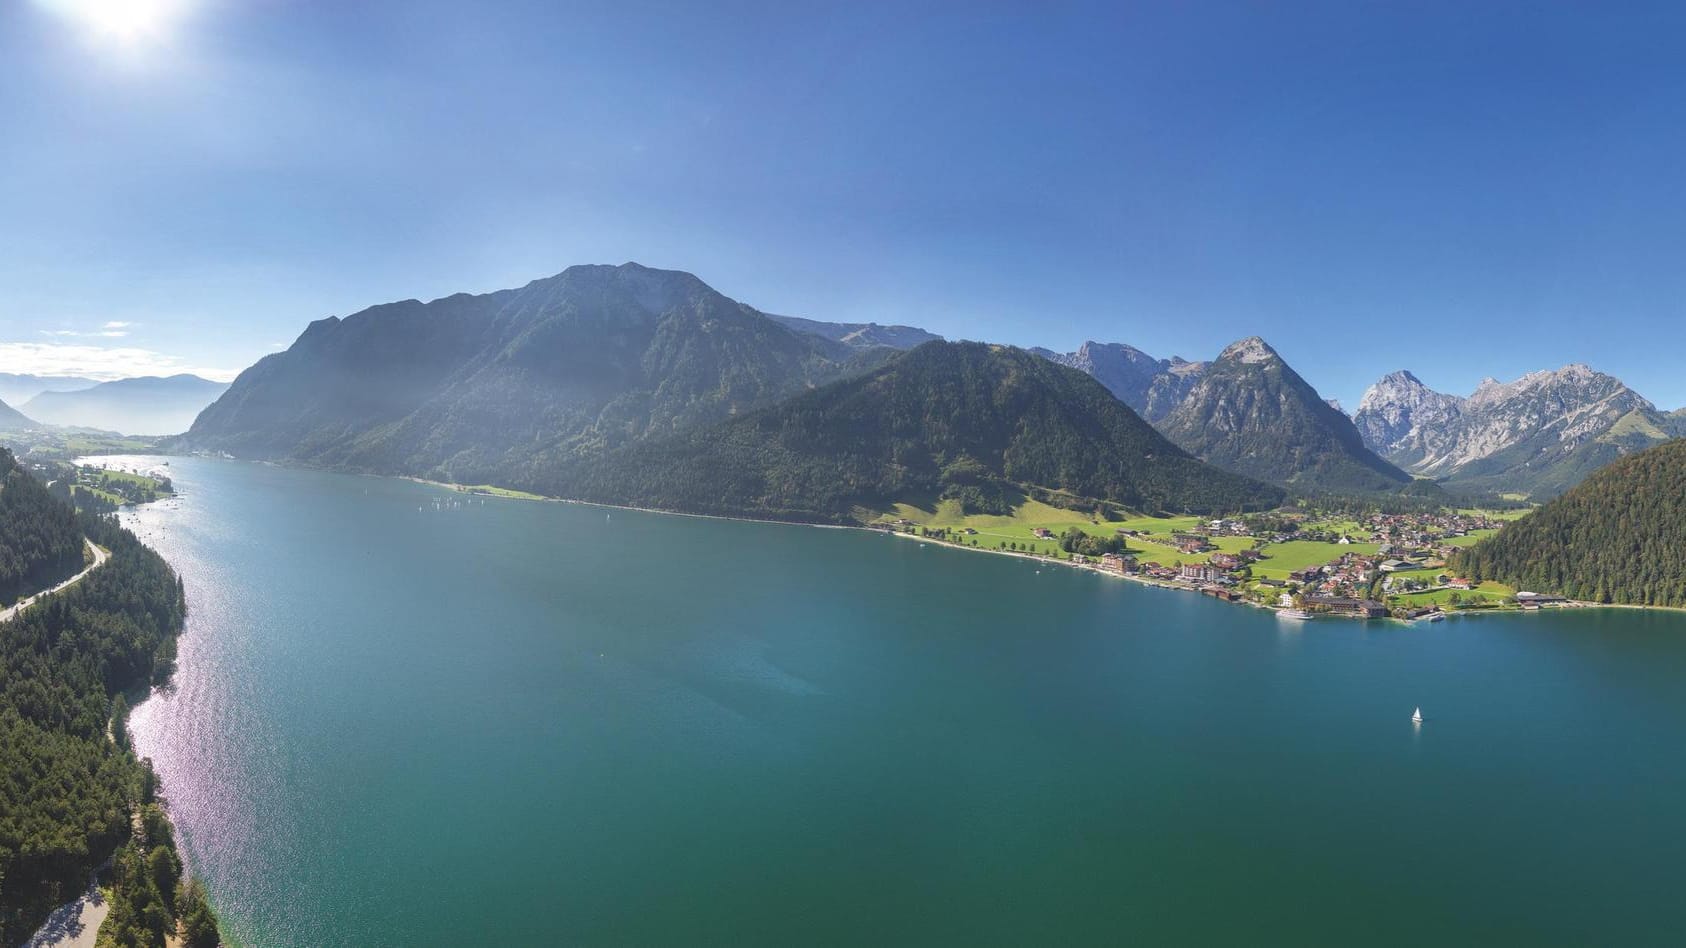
[
  {"x1": 884, "y1": 506, "x2": 1568, "y2": 619},
  {"x1": 1350, "y1": 511, "x2": 1504, "y2": 554}
]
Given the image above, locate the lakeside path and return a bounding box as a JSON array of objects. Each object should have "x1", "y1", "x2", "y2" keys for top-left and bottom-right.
[
  {"x1": 22, "y1": 880, "x2": 109, "y2": 948},
  {"x1": 0, "y1": 539, "x2": 109, "y2": 624}
]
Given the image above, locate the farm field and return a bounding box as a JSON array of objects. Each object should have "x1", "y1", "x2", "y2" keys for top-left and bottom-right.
[
  {"x1": 1250, "y1": 539, "x2": 1379, "y2": 581},
  {"x1": 877, "y1": 500, "x2": 1238, "y2": 560},
  {"x1": 1389, "y1": 581, "x2": 1516, "y2": 608}
]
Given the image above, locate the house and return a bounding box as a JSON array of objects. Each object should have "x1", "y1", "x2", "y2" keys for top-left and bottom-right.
[
  {"x1": 1515, "y1": 591, "x2": 1567, "y2": 605},
  {"x1": 1032, "y1": 528, "x2": 1055, "y2": 539},
  {"x1": 1172, "y1": 532, "x2": 1213, "y2": 553},
  {"x1": 1098, "y1": 553, "x2": 1137, "y2": 574},
  {"x1": 1289, "y1": 566, "x2": 1325, "y2": 583},
  {"x1": 1379, "y1": 559, "x2": 1413, "y2": 572},
  {"x1": 1447, "y1": 578, "x2": 1473, "y2": 590},
  {"x1": 1304, "y1": 595, "x2": 1388, "y2": 618},
  {"x1": 1179, "y1": 564, "x2": 1225, "y2": 584}
]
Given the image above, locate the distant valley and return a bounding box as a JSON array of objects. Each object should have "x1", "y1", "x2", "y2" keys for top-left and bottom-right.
[
  {"x1": 0, "y1": 372, "x2": 100, "y2": 407},
  {"x1": 21, "y1": 374, "x2": 230, "y2": 436}
]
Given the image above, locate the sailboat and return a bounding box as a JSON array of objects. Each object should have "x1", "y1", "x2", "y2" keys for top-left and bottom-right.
[{"x1": 1411, "y1": 707, "x2": 1424, "y2": 724}]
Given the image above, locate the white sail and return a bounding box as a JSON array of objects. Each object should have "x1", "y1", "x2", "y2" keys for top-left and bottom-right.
[{"x1": 1411, "y1": 707, "x2": 1423, "y2": 723}]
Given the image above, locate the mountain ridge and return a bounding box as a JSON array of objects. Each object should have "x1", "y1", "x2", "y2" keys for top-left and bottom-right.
[
  {"x1": 1154, "y1": 337, "x2": 1411, "y2": 492},
  {"x1": 0, "y1": 373, "x2": 98, "y2": 407},
  {"x1": 184, "y1": 263, "x2": 895, "y2": 484},
  {"x1": 552, "y1": 341, "x2": 1285, "y2": 522},
  {"x1": 1031, "y1": 342, "x2": 1206, "y2": 423},
  {"x1": 767, "y1": 314, "x2": 941, "y2": 350},
  {"x1": 1354, "y1": 364, "x2": 1679, "y2": 496},
  {"x1": 0, "y1": 396, "x2": 33, "y2": 431}
]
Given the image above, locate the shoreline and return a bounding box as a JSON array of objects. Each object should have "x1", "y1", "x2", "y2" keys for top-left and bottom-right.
[
  {"x1": 61, "y1": 459, "x2": 213, "y2": 946},
  {"x1": 876, "y1": 518, "x2": 1615, "y2": 625},
  {"x1": 399, "y1": 475, "x2": 855, "y2": 530},
  {"x1": 188, "y1": 454, "x2": 1638, "y2": 621}
]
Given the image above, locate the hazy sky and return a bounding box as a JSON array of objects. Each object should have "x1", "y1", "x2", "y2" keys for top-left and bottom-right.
[{"x1": 4, "y1": 1, "x2": 1686, "y2": 409}]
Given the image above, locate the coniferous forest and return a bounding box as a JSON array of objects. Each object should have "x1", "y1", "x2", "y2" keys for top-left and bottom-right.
[
  {"x1": 0, "y1": 449, "x2": 219, "y2": 947},
  {"x1": 553, "y1": 341, "x2": 1285, "y2": 522},
  {"x1": 0, "y1": 455, "x2": 84, "y2": 607},
  {"x1": 1455, "y1": 438, "x2": 1686, "y2": 606}
]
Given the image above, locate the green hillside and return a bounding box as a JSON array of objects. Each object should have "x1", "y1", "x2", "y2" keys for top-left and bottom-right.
[
  {"x1": 1455, "y1": 438, "x2": 1686, "y2": 605},
  {"x1": 554, "y1": 342, "x2": 1286, "y2": 523}
]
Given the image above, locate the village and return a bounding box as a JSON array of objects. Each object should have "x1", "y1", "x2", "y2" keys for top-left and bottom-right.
[{"x1": 880, "y1": 504, "x2": 1565, "y2": 621}]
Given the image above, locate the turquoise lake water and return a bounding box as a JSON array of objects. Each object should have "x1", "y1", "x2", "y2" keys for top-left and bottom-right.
[{"x1": 120, "y1": 458, "x2": 1686, "y2": 945}]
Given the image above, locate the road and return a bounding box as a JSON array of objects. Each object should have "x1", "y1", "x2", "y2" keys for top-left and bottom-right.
[
  {"x1": 0, "y1": 539, "x2": 109, "y2": 623},
  {"x1": 22, "y1": 878, "x2": 109, "y2": 948}
]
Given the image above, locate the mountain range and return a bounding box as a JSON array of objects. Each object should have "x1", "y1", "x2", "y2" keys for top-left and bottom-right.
[
  {"x1": 181, "y1": 264, "x2": 1278, "y2": 520},
  {"x1": 1353, "y1": 366, "x2": 1684, "y2": 498},
  {"x1": 1030, "y1": 342, "x2": 1206, "y2": 423},
  {"x1": 0, "y1": 373, "x2": 99, "y2": 407},
  {"x1": 1032, "y1": 337, "x2": 1409, "y2": 493},
  {"x1": 187, "y1": 264, "x2": 901, "y2": 485},
  {"x1": 553, "y1": 341, "x2": 1283, "y2": 522},
  {"x1": 177, "y1": 261, "x2": 1684, "y2": 509},
  {"x1": 21, "y1": 374, "x2": 230, "y2": 436}
]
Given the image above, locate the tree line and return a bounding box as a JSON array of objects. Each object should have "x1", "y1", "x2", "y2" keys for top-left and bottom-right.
[
  {"x1": 1454, "y1": 439, "x2": 1686, "y2": 606},
  {"x1": 0, "y1": 455, "x2": 84, "y2": 606},
  {"x1": 0, "y1": 449, "x2": 220, "y2": 946}
]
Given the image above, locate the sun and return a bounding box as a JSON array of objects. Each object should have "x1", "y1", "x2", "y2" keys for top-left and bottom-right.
[{"x1": 37, "y1": 0, "x2": 190, "y2": 44}]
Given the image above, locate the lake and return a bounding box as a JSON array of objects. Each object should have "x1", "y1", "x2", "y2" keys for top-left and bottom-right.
[{"x1": 120, "y1": 458, "x2": 1686, "y2": 945}]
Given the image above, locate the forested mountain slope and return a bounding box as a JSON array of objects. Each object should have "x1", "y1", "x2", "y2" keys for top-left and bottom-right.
[
  {"x1": 0, "y1": 450, "x2": 83, "y2": 605},
  {"x1": 1454, "y1": 438, "x2": 1686, "y2": 606},
  {"x1": 554, "y1": 342, "x2": 1284, "y2": 522}
]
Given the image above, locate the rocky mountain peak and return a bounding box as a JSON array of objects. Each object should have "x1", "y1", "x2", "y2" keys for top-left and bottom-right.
[
  {"x1": 1217, "y1": 336, "x2": 1279, "y2": 364},
  {"x1": 1356, "y1": 370, "x2": 1451, "y2": 414},
  {"x1": 1354, "y1": 361, "x2": 1668, "y2": 496}
]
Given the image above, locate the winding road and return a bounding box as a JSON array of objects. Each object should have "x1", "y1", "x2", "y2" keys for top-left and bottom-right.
[{"x1": 0, "y1": 539, "x2": 109, "y2": 624}]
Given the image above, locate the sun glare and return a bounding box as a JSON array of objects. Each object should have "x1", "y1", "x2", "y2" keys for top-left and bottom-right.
[{"x1": 38, "y1": 0, "x2": 190, "y2": 45}]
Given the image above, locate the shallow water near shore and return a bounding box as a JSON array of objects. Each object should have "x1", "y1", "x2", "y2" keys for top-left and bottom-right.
[{"x1": 122, "y1": 457, "x2": 1686, "y2": 945}]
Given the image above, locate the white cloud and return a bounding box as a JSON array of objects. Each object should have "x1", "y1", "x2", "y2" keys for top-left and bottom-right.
[
  {"x1": 102, "y1": 321, "x2": 135, "y2": 330},
  {"x1": 0, "y1": 342, "x2": 237, "y2": 382},
  {"x1": 41, "y1": 329, "x2": 130, "y2": 338}
]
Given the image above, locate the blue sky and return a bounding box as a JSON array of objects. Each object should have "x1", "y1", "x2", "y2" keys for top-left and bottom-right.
[{"x1": 3, "y1": 1, "x2": 1685, "y2": 410}]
